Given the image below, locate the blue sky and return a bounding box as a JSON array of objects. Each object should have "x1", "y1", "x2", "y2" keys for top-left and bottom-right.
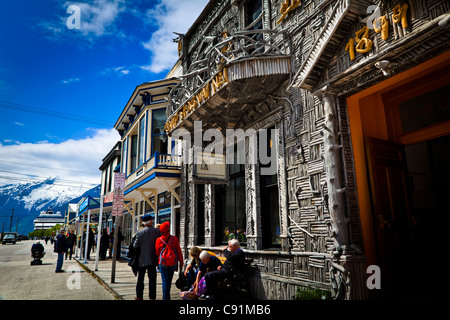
[{"x1": 0, "y1": 0, "x2": 208, "y2": 187}]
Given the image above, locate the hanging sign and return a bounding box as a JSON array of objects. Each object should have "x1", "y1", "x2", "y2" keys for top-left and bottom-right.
[{"x1": 112, "y1": 173, "x2": 125, "y2": 216}]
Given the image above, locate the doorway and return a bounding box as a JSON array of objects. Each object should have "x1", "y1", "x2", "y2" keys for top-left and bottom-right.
[{"x1": 347, "y1": 51, "x2": 450, "y2": 299}]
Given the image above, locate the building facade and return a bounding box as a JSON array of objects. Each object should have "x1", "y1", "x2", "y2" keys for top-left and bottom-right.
[
  {"x1": 113, "y1": 79, "x2": 182, "y2": 246},
  {"x1": 164, "y1": 0, "x2": 450, "y2": 299}
]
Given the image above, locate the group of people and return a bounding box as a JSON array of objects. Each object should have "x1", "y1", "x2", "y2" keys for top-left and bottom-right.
[
  {"x1": 98, "y1": 227, "x2": 124, "y2": 260},
  {"x1": 31, "y1": 229, "x2": 77, "y2": 272},
  {"x1": 34, "y1": 226, "x2": 124, "y2": 273},
  {"x1": 130, "y1": 214, "x2": 183, "y2": 300},
  {"x1": 130, "y1": 214, "x2": 246, "y2": 301},
  {"x1": 181, "y1": 239, "x2": 245, "y2": 300}
]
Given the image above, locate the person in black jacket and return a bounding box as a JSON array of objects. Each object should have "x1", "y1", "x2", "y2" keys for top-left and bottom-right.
[
  {"x1": 133, "y1": 214, "x2": 161, "y2": 300},
  {"x1": 99, "y1": 229, "x2": 109, "y2": 260},
  {"x1": 65, "y1": 230, "x2": 76, "y2": 260},
  {"x1": 54, "y1": 228, "x2": 68, "y2": 273},
  {"x1": 203, "y1": 239, "x2": 245, "y2": 299}
]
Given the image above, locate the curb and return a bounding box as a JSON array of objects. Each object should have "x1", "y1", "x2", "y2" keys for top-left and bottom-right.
[{"x1": 75, "y1": 258, "x2": 123, "y2": 300}]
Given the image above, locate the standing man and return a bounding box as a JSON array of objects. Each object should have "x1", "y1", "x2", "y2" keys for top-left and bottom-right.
[
  {"x1": 133, "y1": 215, "x2": 161, "y2": 300},
  {"x1": 54, "y1": 228, "x2": 68, "y2": 273},
  {"x1": 66, "y1": 230, "x2": 76, "y2": 260}
]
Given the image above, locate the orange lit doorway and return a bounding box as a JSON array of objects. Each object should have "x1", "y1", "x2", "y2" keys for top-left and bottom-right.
[{"x1": 347, "y1": 51, "x2": 450, "y2": 299}]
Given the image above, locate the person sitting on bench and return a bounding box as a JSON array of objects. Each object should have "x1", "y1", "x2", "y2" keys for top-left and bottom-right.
[
  {"x1": 203, "y1": 239, "x2": 245, "y2": 299},
  {"x1": 193, "y1": 250, "x2": 222, "y2": 296}
]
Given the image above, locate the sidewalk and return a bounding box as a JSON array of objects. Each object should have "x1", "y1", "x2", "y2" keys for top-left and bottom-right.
[{"x1": 74, "y1": 251, "x2": 183, "y2": 301}]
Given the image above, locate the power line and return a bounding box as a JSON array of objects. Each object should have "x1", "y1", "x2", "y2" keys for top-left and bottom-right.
[
  {"x1": 0, "y1": 169, "x2": 99, "y2": 186},
  {"x1": 0, "y1": 175, "x2": 98, "y2": 189},
  {"x1": 0, "y1": 159, "x2": 100, "y2": 175},
  {"x1": 0, "y1": 100, "x2": 115, "y2": 126}
]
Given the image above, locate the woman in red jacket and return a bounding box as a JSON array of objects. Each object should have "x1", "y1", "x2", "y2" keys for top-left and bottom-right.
[{"x1": 155, "y1": 221, "x2": 184, "y2": 300}]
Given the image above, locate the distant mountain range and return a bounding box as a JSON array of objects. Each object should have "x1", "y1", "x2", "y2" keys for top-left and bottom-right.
[{"x1": 0, "y1": 178, "x2": 100, "y2": 235}]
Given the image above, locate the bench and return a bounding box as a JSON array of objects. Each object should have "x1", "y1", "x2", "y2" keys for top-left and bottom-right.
[{"x1": 217, "y1": 258, "x2": 254, "y2": 298}]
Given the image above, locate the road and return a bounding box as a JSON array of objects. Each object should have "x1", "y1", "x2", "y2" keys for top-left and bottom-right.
[{"x1": 0, "y1": 239, "x2": 116, "y2": 300}]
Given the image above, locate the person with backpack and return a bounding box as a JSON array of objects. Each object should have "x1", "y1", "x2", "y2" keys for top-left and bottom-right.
[{"x1": 155, "y1": 221, "x2": 183, "y2": 300}]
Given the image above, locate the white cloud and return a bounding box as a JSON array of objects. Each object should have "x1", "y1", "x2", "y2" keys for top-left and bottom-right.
[
  {"x1": 14, "y1": 122, "x2": 25, "y2": 127},
  {"x1": 40, "y1": 0, "x2": 126, "y2": 42},
  {"x1": 74, "y1": 0, "x2": 126, "y2": 37},
  {"x1": 62, "y1": 77, "x2": 81, "y2": 84},
  {"x1": 102, "y1": 66, "x2": 131, "y2": 76},
  {"x1": 140, "y1": 0, "x2": 209, "y2": 73},
  {"x1": 0, "y1": 128, "x2": 120, "y2": 187}
]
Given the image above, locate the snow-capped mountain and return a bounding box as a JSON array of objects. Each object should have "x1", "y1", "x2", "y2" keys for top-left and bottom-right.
[{"x1": 0, "y1": 178, "x2": 100, "y2": 235}]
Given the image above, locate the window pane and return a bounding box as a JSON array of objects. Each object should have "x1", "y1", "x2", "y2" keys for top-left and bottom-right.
[
  {"x1": 139, "y1": 117, "x2": 145, "y2": 165},
  {"x1": 122, "y1": 138, "x2": 127, "y2": 174},
  {"x1": 152, "y1": 109, "x2": 168, "y2": 154},
  {"x1": 399, "y1": 84, "x2": 450, "y2": 134},
  {"x1": 130, "y1": 135, "x2": 138, "y2": 172}
]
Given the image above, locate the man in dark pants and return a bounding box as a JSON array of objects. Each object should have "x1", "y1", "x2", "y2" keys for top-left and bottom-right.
[
  {"x1": 66, "y1": 230, "x2": 76, "y2": 260},
  {"x1": 54, "y1": 228, "x2": 68, "y2": 273},
  {"x1": 204, "y1": 239, "x2": 245, "y2": 299},
  {"x1": 133, "y1": 214, "x2": 161, "y2": 300}
]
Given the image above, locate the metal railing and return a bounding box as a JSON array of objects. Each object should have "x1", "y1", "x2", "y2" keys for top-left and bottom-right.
[{"x1": 167, "y1": 29, "x2": 291, "y2": 118}]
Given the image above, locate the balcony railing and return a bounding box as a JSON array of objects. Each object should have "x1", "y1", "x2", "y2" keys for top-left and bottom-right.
[
  {"x1": 154, "y1": 152, "x2": 181, "y2": 168},
  {"x1": 167, "y1": 29, "x2": 291, "y2": 118}
]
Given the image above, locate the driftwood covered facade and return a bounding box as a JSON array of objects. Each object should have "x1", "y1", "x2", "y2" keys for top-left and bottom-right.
[{"x1": 165, "y1": 0, "x2": 450, "y2": 299}]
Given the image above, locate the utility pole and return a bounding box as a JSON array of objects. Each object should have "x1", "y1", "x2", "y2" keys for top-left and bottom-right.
[{"x1": 9, "y1": 208, "x2": 14, "y2": 232}]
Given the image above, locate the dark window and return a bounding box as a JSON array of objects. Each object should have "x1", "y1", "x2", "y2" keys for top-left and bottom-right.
[
  {"x1": 152, "y1": 109, "x2": 168, "y2": 155},
  {"x1": 260, "y1": 127, "x2": 280, "y2": 248},
  {"x1": 130, "y1": 135, "x2": 138, "y2": 173},
  {"x1": 246, "y1": 0, "x2": 262, "y2": 30},
  {"x1": 139, "y1": 117, "x2": 146, "y2": 165},
  {"x1": 216, "y1": 152, "x2": 246, "y2": 244},
  {"x1": 197, "y1": 185, "x2": 205, "y2": 245}
]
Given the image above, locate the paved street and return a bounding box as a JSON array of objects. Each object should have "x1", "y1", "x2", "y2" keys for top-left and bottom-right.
[
  {"x1": 0, "y1": 240, "x2": 116, "y2": 300},
  {"x1": 0, "y1": 239, "x2": 182, "y2": 301}
]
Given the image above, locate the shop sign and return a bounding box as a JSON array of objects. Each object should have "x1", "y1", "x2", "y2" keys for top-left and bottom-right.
[
  {"x1": 164, "y1": 68, "x2": 229, "y2": 133},
  {"x1": 193, "y1": 150, "x2": 227, "y2": 183},
  {"x1": 346, "y1": 4, "x2": 410, "y2": 61},
  {"x1": 112, "y1": 173, "x2": 125, "y2": 216}
]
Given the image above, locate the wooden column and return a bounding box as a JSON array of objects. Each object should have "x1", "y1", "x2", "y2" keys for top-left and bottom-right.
[
  {"x1": 245, "y1": 135, "x2": 262, "y2": 250},
  {"x1": 277, "y1": 121, "x2": 290, "y2": 252},
  {"x1": 317, "y1": 87, "x2": 350, "y2": 247},
  {"x1": 187, "y1": 148, "x2": 197, "y2": 247},
  {"x1": 204, "y1": 184, "x2": 215, "y2": 247}
]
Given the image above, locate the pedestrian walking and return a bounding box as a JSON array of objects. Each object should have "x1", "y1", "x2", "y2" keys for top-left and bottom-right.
[
  {"x1": 86, "y1": 228, "x2": 95, "y2": 259},
  {"x1": 65, "y1": 230, "x2": 76, "y2": 260},
  {"x1": 109, "y1": 229, "x2": 114, "y2": 258},
  {"x1": 133, "y1": 215, "x2": 161, "y2": 300},
  {"x1": 54, "y1": 228, "x2": 68, "y2": 273},
  {"x1": 99, "y1": 229, "x2": 109, "y2": 260},
  {"x1": 155, "y1": 221, "x2": 183, "y2": 300}
]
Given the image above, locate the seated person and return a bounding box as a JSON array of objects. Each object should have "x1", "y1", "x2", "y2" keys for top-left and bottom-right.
[
  {"x1": 31, "y1": 240, "x2": 46, "y2": 259},
  {"x1": 184, "y1": 246, "x2": 202, "y2": 287},
  {"x1": 203, "y1": 239, "x2": 245, "y2": 299},
  {"x1": 193, "y1": 250, "x2": 222, "y2": 296}
]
